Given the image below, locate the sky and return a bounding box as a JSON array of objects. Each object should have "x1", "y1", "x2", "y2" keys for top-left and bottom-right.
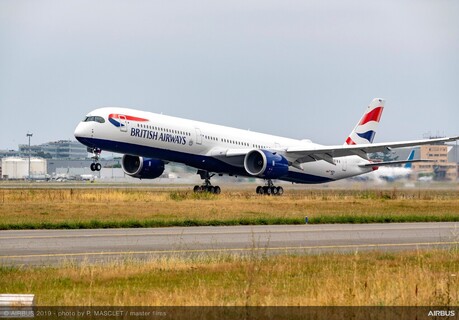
[{"x1": 1, "y1": 0, "x2": 458, "y2": 150}]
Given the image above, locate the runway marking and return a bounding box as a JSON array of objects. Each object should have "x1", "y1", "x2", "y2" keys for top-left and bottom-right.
[
  {"x1": 1, "y1": 241, "x2": 458, "y2": 260},
  {"x1": 0, "y1": 224, "x2": 456, "y2": 240}
]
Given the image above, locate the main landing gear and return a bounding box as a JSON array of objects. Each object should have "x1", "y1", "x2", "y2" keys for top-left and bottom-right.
[
  {"x1": 256, "y1": 180, "x2": 284, "y2": 196},
  {"x1": 193, "y1": 170, "x2": 221, "y2": 194},
  {"x1": 88, "y1": 147, "x2": 102, "y2": 172}
]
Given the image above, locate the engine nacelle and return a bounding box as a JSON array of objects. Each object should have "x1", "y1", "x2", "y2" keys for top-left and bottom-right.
[
  {"x1": 121, "y1": 155, "x2": 165, "y2": 179},
  {"x1": 244, "y1": 150, "x2": 289, "y2": 179}
]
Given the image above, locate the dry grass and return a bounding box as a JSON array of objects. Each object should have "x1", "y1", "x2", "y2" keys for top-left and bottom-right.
[
  {"x1": 0, "y1": 188, "x2": 459, "y2": 226},
  {"x1": 1, "y1": 249, "x2": 458, "y2": 306}
]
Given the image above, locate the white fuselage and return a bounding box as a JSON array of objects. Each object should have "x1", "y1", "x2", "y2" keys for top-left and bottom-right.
[{"x1": 74, "y1": 107, "x2": 373, "y2": 183}]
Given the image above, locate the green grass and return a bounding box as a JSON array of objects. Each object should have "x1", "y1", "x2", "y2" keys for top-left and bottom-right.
[
  {"x1": 1, "y1": 249, "x2": 458, "y2": 306},
  {"x1": 0, "y1": 218, "x2": 300, "y2": 230},
  {"x1": 1, "y1": 188, "x2": 459, "y2": 229},
  {"x1": 1, "y1": 214, "x2": 459, "y2": 230}
]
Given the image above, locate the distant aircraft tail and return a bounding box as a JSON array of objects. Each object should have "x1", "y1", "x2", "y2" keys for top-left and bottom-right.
[
  {"x1": 345, "y1": 98, "x2": 385, "y2": 145},
  {"x1": 360, "y1": 148, "x2": 428, "y2": 168},
  {"x1": 404, "y1": 149, "x2": 415, "y2": 169}
]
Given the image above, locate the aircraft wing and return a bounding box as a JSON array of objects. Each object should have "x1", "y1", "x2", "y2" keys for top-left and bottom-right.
[
  {"x1": 209, "y1": 148, "x2": 248, "y2": 157},
  {"x1": 208, "y1": 147, "x2": 249, "y2": 168},
  {"x1": 286, "y1": 136, "x2": 459, "y2": 165},
  {"x1": 211, "y1": 135, "x2": 458, "y2": 168}
]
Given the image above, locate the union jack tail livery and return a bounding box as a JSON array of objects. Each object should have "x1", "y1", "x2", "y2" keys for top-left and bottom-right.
[{"x1": 345, "y1": 98, "x2": 385, "y2": 145}]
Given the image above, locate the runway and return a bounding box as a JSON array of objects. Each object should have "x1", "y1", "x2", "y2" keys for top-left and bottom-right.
[{"x1": 1, "y1": 222, "x2": 458, "y2": 266}]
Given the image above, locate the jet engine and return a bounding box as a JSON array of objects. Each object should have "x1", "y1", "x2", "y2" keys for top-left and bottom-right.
[
  {"x1": 244, "y1": 150, "x2": 289, "y2": 179},
  {"x1": 121, "y1": 155, "x2": 165, "y2": 179}
]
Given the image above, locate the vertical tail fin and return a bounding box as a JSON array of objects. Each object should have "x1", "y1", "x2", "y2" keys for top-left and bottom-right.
[
  {"x1": 404, "y1": 149, "x2": 415, "y2": 169},
  {"x1": 345, "y1": 98, "x2": 385, "y2": 145}
]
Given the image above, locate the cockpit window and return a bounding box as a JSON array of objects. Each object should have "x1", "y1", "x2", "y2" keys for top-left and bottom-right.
[{"x1": 83, "y1": 116, "x2": 105, "y2": 123}]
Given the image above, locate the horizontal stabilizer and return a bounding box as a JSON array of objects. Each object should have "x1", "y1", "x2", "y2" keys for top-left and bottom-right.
[{"x1": 359, "y1": 159, "x2": 431, "y2": 168}]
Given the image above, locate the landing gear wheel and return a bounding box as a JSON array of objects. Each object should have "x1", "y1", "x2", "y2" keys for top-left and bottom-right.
[
  {"x1": 194, "y1": 170, "x2": 221, "y2": 194},
  {"x1": 265, "y1": 186, "x2": 272, "y2": 195},
  {"x1": 277, "y1": 186, "x2": 284, "y2": 195},
  {"x1": 256, "y1": 180, "x2": 284, "y2": 196},
  {"x1": 90, "y1": 162, "x2": 101, "y2": 171},
  {"x1": 88, "y1": 147, "x2": 102, "y2": 172},
  {"x1": 193, "y1": 185, "x2": 221, "y2": 194}
]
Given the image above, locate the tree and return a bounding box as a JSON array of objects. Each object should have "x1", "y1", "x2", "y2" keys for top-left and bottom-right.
[
  {"x1": 35, "y1": 151, "x2": 53, "y2": 159},
  {"x1": 369, "y1": 151, "x2": 399, "y2": 162}
]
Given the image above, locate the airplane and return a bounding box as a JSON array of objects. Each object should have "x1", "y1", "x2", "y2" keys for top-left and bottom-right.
[
  {"x1": 74, "y1": 98, "x2": 458, "y2": 195},
  {"x1": 79, "y1": 174, "x2": 96, "y2": 182},
  {"x1": 359, "y1": 149, "x2": 423, "y2": 182}
]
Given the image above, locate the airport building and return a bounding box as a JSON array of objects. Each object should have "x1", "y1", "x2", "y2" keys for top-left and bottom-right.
[
  {"x1": 0, "y1": 149, "x2": 22, "y2": 158},
  {"x1": 47, "y1": 159, "x2": 120, "y2": 177},
  {"x1": 18, "y1": 140, "x2": 88, "y2": 159},
  {"x1": 411, "y1": 145, "x2": 458, "y2": 181}
]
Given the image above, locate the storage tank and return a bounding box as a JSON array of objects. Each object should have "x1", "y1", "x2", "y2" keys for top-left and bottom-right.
[{"x1": 30, "y1": 158, "x2": 47, "y2": 176}]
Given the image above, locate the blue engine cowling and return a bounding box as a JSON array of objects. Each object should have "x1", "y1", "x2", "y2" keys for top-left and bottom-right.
[
  {"x1": 244, "y1": 150, "x2": 289, "y2": 179},
  {"x1": 121, "y1": 155, "x2": 165, "y2": 179}
]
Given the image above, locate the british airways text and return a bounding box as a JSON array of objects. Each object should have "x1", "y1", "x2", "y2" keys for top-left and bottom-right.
[{"x1": 130, "y1": 128, "x2": 187, "y2": 145}]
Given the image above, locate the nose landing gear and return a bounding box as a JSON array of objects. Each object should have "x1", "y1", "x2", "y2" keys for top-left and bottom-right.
[
  {"x1": 193, "y1": 170, "x2": 221, "y2": 194},
  {"x1": 88, "y1": 147, "x2": 102, "y2": 172},
  {"x1": 90, "y1": 162, "x2": 102, "y2": 172},
  {"x1": 256, "y1": 180, "x2": 283, "y2": 196}
]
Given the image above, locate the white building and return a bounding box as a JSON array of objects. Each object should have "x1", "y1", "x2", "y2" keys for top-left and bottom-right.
[{"x1": 1, "y1": 157, "x2": 47, "y2": 180}]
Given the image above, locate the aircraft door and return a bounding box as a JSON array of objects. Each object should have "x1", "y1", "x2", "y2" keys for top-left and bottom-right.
[
  {"x1": 119, "y1": 115, "x2": 128, "y2": 132},
  {"x1": 342, "y1": 158, "x2": 347, "y2": 171},
  {"x1": 195, "y1": 128, "x2": 202, "y2": 145}
]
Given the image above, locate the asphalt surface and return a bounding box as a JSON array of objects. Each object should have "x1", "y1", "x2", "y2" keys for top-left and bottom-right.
[{"x1": 1, "y1": 222, "x2": 458, "y2": 266}]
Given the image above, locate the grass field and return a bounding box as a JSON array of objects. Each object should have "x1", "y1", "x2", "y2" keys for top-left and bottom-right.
[
  {"x1": 1, "y1": 187, "x2": 458, "y2": 306},
  {"x1": 0, "y1": 249, "x2": 457, "y2": 306},
  {"x1": 0, "y1": 188, "x2": 459, "y2": 229}
]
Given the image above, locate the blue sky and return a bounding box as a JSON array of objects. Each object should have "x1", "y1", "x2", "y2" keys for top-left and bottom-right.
[{"x1": 1, "y1": 0, "x2": 458, "y2": 150}]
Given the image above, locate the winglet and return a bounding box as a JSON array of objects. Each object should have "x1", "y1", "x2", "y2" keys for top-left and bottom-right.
[{"x1": 345, "y1": 98, "x2": 385, "y2": 145}]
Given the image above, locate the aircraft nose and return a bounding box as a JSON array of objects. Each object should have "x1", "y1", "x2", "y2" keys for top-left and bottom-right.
[
  {"x1": 74, "y1": 122, "x2": 94, "y2": 147},
  {"x1": 74, "y1": 121, "x2": 93, "y2": 142},
  {"x1": 74, "y1": 122, "x2": 85, "y2": 139}
]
